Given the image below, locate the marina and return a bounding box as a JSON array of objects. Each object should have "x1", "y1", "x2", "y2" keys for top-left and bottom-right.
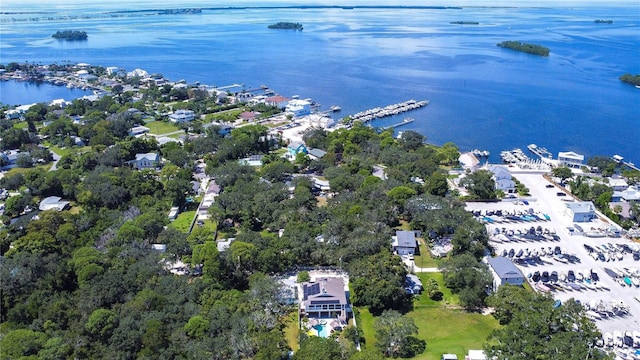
[
  {"x1": 527, "y1": 144, "x2": 553, "y2": 159},
  {"x1": 349, "y1": 99, "x2": 429, "y2": 123}
]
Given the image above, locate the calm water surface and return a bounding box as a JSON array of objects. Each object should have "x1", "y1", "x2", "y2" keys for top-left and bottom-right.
[{"x1": 1, "y1": 4, "x2": 638, "y2": 163}]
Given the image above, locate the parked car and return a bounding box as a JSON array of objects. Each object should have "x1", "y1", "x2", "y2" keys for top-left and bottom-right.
[{"x1": 556, "y1": 192, "x2": 566, "y2": 196}]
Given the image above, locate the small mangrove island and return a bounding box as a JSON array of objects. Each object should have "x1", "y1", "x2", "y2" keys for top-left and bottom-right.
[
  {"x1": 619, "y1": 73, "x2": 640, "y2": 87},
  {"x1": 497, "y1": 41, "x2": 550, "y2": 56},
  {"x1": 594, "y1": 19, "x2": 613, "y2": 24},
  {"x1": 267, "y1": 22, "x2": 303, "y2": 30},
  {"x1": 51, "y1": 30, "x2": 88, "y2": 40},
  {"x1": 450, "y1": 21, "x2": 479, "y2": 25}
]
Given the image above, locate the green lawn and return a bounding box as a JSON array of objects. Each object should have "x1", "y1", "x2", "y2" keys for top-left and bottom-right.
[
  {"x1": 413, "y1": 238, "x2": 442, "y2": 269},
  {"x1": 169, "y1": 211, "x2": 196, "y2": 232},
  {"x1": 413, "y1": 273, "x2": 459, "y2": 307},
  {"x1": 355, "y1": 308, "x2": 377, "y2": 349},
  {"x1": 144, "y1": 120, "x2": 180, "y2": 135},
  {"x1": 47, "y1": 144, "x2": 91, "y2": 157},
  {"x1": 4, "y1": 163, "x2": 52, "y2": 176},
  {"x1": 355, "y1": 273, "x2": 500, "y2": 360},
  {"x1": 13, "y1": 122, "x2": 28, "y2": 129},
  {"x1": 409, "y1": 307, "x2": 499, "y2": 360},
  {"x1": 284, "y1": 312, "x2": 300, "y2": 351}
]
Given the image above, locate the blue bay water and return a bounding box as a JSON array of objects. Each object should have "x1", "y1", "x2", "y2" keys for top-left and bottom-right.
[{"x1": 1, "y1": 4, "x2": 638, "y2": 163}]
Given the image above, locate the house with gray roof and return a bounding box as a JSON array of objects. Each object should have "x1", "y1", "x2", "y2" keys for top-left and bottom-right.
[
  {"x1": 300, "y1": 277, "x2": 350, "y2": 322},
  {"x1": 391, "y1": 230, "x2": 419, "y2": 256},
  {"x1": 564, "y1": 201, "x2": 596, "y2": 222},
  {"x1": 487, "y1": 256, "x2": 525, "y2": 291},
  {"x1": 127, "y1": 152, "x2": 161, "y2": 170},
  {"x1": 39, "y1": 196, "x2": 70, "y2": 212},
  {"x1": 307, "y1": 148, "x2": 327, "y2": 160}
]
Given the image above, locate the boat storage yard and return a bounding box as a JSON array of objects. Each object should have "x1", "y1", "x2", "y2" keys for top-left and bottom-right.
[{"x1": 466, "y1": 170, "x2": 640, "y2": 349}]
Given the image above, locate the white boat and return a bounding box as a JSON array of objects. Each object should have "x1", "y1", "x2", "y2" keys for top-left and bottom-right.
[
  {"x1": 614, "y1": 331, "x2": 623, "y2": 348},
  {"x1": 632, "y1": 278, "x2": 640, "y2": 287},
  {"x1": 604, "y1": 332, "x2": 614, "y2": 347}
]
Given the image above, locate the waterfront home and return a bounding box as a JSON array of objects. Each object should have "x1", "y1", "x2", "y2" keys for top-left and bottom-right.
[
  {"x1": 265, "y1": 95, "x2": 290, "y2": 109},
  {"x1": 168, "y1": 109, "x2": 196, "y2": 123},
  {"x1": 488, "y1": 165, "x2": 516, "y2": 194},
  {"x1": 127, "y1": 152, "x2": 161, "y2": 170},
  {"x1": 239, "y1": 111, "x2": 260, "y2": 121},
  {"x1": 564, "y1": 201, "x2": 596, "y2": 222},
  {"x1": 300, "y1": 277, "x2": 350, "y2": 322},
  {"x1": 285, "y1": 99, "x2": 311, "y2": 117},
  {"x1": 612, "y1": 186, "x2": 640, "y2": 202},
  {"x1": 558, "y1": 151, "x2": 584, "y2": 169},
  {"x1": 487, "y1": 256, "x2": 525, "y2": 291},
  {"x1": 391, "y1": 230, "x2": 419, "y2": 256}
]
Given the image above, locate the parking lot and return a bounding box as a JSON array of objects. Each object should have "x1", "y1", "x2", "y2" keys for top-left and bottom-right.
[{"x1": 466, "y1": 171, "x2": 640, "y2": 338}]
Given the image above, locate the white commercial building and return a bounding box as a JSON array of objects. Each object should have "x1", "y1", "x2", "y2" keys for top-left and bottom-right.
[{"x1": 557, "y1": 151, "x2": 584, "y2": 169}]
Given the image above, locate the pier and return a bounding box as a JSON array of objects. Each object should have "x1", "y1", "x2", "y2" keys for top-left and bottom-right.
[
  {"x1": 612, "y1": 154, "x2": 639, "y2": 172},
  {"x1": 381, "y1": 117, "x2": 415, "y2": 130},
  {"x1": 350, "y1": 99, "x2": 429, "y2": 123},
  {"x1": 527, "y1": 143, "x2": 553, "y2": 159}
]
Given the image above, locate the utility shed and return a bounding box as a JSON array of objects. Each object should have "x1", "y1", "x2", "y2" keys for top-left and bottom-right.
[{"x1": 487, "y1": 256, "x2": 524, "y2": 291}]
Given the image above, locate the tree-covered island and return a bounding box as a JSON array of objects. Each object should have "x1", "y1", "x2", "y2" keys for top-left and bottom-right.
[
  {"x1": 619, "y1": 73, "x2": 640, "y2": 87},
  {"x1": 267, "y1": 22, "x2": 303, "y2": 30},
  {"x1": 497, "y1": 41, "x2": 550, "y2": 56},
  {"x1": 51, "y1": 30, "x2": 88, "y2": 40}
]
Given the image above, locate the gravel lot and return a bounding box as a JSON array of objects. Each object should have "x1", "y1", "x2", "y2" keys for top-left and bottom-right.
[{"x1": 467, "y1": 170, "x2": 640, "y2": 338}]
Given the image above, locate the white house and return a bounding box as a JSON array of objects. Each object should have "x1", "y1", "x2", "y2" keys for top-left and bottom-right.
[
  {"x1": 285, "y1": 99, "x2": 311, "y2": 117},
  {"x1": 39, "y1": 196, "x2": 70, "y2": 212},
  {"x1": 608, "y1": 177, "x2": 629, "y2": 192},
  {"x1": 488, "y1": 165, "x2": 515, "y2": 194},
  {"x1": 487, "y1": 256, "x2": 525, "y2": 291},
  {"x1": 558, "y1": 151, "x2": 584, "y2": 169},
  {"x1": 168, "y1": 109, "x2": 196, "y2": 123},
  {"x1": 127, "y1": 153, "x2": 161, "y2": 170},
  {"x1": 466, "y1": 350, "x2": 487, "y2": 360},
  {"x1": 391, "y1": 230, "x2": 419, "y2": 256},
  {"x1": 564, "y1": 201, "x2": 596, "y2": 222}
]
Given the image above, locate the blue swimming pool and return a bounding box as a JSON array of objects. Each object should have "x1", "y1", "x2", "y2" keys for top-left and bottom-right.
[{"x1": 313, "y1": 324, "x2": 330, "y2": 338}]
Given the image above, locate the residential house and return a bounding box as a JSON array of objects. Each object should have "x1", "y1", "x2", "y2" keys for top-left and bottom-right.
[
  {"x1": 557, "y1": 151, "x2": 584, "y2": 169},
  {"x1": 39, "y1": 196, "x2": 70, "y2": 212},
  {"x1": 265, "y1": 95, "x2": 290, "y2": 109},
  {"x1": 608, "y1": 177, "x2": 629, "y2": 192},
  {"x1": 217, "y1": 124, "x2": 233, "y2": 137},
  {"x1": 127, "y1": 152, "x2": 161, "y2": 170},
  {"x1": 487, "y1": 256, "x2": 525, "y2": 291},
  {"x1": 287, "y1": 142, "x2": 308, "y2": 158},
  {"x1": 129, "y1": 125, "x2": 150, "y2": 137},
  {"x1": 442, "y1": 355, "x2": 458, "y2": 360},
  {"x1": 239, "y1": 111, "x2": 260, "y2": 122},
  {"x1": 168, "y1": 206, "x2": 180, "y2": 221},
  {"x1": 391, "y1": 230, "x2": 419, "y2": 256},
  {"x1": 564, "y1": 201, "x2": 596, "y2": 222},
  {"x1": 612, "y1": 186, "x2": 640, "y2": 202},
  {"x1": 168, "y1": 109, "x2": 196, "y2": 123},
  {"x1": 307, "y1": 148, "x2": 327, "y2": 160},
  {"x1": 488, "y1": 165, "x2": 515, "y2": 194},
  {"x1": 300, "y1": 277, "x2": 350, "y2": 322},
  {"x1": 285, "y1": 99, "x2": 311, "y2": 117}
]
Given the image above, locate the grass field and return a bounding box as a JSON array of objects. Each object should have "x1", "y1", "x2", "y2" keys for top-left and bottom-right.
[
  {"x1": 144, "y1": 120, "x2": 180, "y2": 135},
  {"x1": 46, "y1": 144, "x2": 91, "y2": 157},
  {"x1": 409, "y1": 307, "x2": 499, "y2": 360},
  {"x1": 4, "y1": 163, "x2": 52, "y2": 176},
  {"x1": 413, "y1": 238, "x2": 442, "y2": 268},
  {"x1": 169, "y1": 211, "x2": 196, "y2": 232},
  {"x1": 355, "y1": 272, "x2": 499, "y2": 359},
  {"x1": 284, "y1": 312, "x2": 300, "y2": 351}
]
